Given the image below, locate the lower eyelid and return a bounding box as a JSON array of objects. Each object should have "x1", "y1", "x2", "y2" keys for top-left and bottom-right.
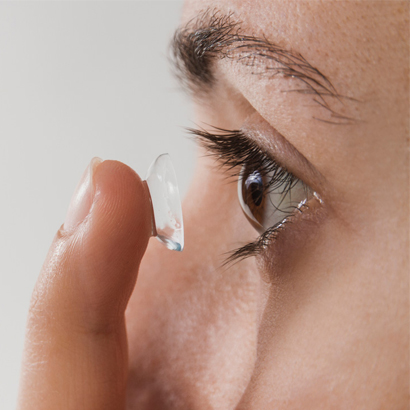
[
  {"x1": 226, "y1": 184, "x2": 323, "y2": 266},
  {"x1": 256, "y1": 193, "x2": 326, "y2": 276}
]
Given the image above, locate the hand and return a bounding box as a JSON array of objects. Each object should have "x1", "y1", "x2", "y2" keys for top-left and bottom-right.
[{"x1": 17, "y1": 158, "x2": 152, "y2": 410}]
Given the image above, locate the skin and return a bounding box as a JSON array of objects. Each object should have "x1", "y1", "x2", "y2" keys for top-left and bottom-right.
[{"x1": 18, "y1": 1, "x2": 409, "y2": 409}]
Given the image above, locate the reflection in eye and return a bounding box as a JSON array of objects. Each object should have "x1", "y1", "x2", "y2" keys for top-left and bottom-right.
[{"x1": 238, "y1": 165, "x2": 312, "y2": 234}]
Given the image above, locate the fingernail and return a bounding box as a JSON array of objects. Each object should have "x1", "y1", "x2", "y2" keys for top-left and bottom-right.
[{"x1": 64, "y1": 157, "x2": 103, "y2": 232}]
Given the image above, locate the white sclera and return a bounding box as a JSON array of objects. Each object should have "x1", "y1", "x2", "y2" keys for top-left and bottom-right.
[{"x1": 145, "y1": 154, "x2": 184, "y2": 251}]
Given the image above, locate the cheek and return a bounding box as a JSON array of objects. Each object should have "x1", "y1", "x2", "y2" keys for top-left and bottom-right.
[{"x1": 125, "y1": 158, "x2": 266, "y2": 409}]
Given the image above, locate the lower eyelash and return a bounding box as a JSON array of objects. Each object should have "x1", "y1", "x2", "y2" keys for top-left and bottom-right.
[
  {"x1": 224, "y1": 200, "x2": 310, "y2": 266},
  {"x1": 223, "y1": 223, "x2": 282, "y2": 266}
]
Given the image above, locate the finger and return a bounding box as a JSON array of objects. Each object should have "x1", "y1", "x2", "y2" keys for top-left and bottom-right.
[{"x1": 17, "y1": 158, "x2": 152, "y2": 410}]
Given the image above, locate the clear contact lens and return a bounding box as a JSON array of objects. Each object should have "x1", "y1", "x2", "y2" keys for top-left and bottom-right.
[{"x1": 145, "y1": 154, "x2": 184, "y2": 251}]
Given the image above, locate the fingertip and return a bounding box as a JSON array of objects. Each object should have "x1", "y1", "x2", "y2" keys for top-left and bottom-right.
[
  {"x1": 77, "y1": 159, "x2": 152, "y2": 317},
  {"x1": 92, "y1": 159, "x2": 152, "y2": 251}
]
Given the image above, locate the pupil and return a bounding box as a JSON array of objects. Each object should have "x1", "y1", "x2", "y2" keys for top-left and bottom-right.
[{"x1": 245, "y1": 171, "x2": 264, "y2": 207}]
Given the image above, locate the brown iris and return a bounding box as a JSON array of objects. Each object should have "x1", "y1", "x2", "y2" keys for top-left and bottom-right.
[{"x1": 239, "y1": 168, "x2": 267, "y2": 232}]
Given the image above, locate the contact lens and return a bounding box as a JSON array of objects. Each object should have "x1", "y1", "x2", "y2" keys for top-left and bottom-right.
[{"x1": 145, "y1": 154, "x2": 184, "y2": 251}]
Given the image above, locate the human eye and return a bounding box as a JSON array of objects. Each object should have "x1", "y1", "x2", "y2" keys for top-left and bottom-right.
[{"x1": 189, "y1": 126, "x2": 320, "y2": 264}]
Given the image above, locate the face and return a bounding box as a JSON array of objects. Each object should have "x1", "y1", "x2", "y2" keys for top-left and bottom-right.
[{"x1": 126, "y1": 1, "x2": 409, "y2": 408}]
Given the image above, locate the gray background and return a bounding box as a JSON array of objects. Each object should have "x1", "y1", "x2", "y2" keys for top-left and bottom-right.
[{"x1": 0, "y1": 2, "x2": 195, "y2": 408}]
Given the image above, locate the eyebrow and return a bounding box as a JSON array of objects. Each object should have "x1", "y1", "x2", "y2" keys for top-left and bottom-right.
[{"x1": 171, "y1": 8, "x2": 357, "y2": 125}]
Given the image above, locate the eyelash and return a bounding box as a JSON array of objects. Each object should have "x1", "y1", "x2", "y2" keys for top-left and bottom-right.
[{"x1": 188, "y1": 126, "x2": 311, "y2": 265}]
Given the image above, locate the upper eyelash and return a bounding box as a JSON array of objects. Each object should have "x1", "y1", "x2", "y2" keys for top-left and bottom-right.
[
  {"x1": 187, "y1": 126, "x2": 309, "y2": 265},
  {"x1": 188, "y1": 126, "x2": 287, "y2": 181}
]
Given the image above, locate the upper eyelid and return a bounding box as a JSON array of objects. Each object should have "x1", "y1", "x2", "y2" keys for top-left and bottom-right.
[
  {"x1": 240, "y1": 118, "x2": 327, "y2": 194},
  {"x1": 189, "y1": 124, "x2": 328, "y2": 206},
  {"x1": 188, "y1": 127, "x2": 283, "y2": 174},
  {"x1": 188, "y1": 126, "x2": 307, "y2": 201}
]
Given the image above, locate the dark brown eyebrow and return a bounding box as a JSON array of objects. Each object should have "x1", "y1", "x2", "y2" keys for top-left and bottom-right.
[{"x1": 171, "y1": 8, "x2": 357, "y2": 125}]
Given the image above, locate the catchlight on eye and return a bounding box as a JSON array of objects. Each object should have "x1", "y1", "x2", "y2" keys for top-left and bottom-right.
[
  {"x1": 144, "y1": 154, "x2": 184, "y2": 251},
  {"x1": 238, "y1": 164, "x2": 312, "y2": 234}
]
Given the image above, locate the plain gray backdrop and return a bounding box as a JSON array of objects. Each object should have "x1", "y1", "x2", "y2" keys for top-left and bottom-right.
[{"x1": 0, "y1": 2, "x2": 195, "y2": 407}]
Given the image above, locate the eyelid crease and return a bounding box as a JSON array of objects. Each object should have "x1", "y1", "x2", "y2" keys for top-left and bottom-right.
[
  {"x1": 240, "y1": 115, "x2": 327, "y2": 195},
  {"x1": 187, "y1": 121, "x2": 325, "y2": 195}
]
